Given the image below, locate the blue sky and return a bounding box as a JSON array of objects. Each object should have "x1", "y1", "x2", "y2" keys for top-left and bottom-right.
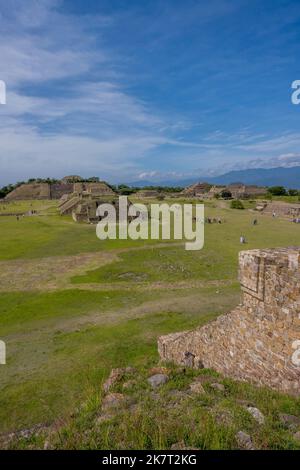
[{"x1": 0, "y1": 0, "x2": 300, "y2": 185}]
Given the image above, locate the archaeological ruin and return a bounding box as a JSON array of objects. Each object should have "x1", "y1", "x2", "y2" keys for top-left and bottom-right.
[
  {"x1": 158, "y1": 247, "x2": 300, "y2": 396},
  {"x1": 181, "y1": 182, "x2": 212, "y2": 197},
  {"x1": 4, "y1": 178, "x2": 114, "y2": 201},
  {"x1": 181, "y1": 182, "x2": 267, "y2": 199},
  {"x1": 255, "y1": 201, "x2": 300, "y2": 219},
  {"x1": 58, "y1": 185, "x2": 117, "y2": 223},
  {"x1": 71, "y1": 196, "x2": 133, "y2": 224},
  {"x1": 227, "y1": 183, "x2": 267, "y2": 199}
]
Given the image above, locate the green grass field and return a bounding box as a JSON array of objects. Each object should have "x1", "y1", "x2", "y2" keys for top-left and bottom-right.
[{"x1": 0, "y1": 198, "x2": 300, "y2": 448}]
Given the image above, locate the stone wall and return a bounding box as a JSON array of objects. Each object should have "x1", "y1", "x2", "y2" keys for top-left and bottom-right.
[
  {"x1": 158, "y1": 247, "x2": 300, "y2": 395},
  {"x1": 5, "y1": 181, "x2": 115, "y2": 201},
  {"x1": 50, "y1": 183, "x2": 74, "y2": 199},
  {"x1": 261, "y1": 201, "x2": 300, "y2": 218},
  {"x1": 73, "y1": 182, "x2": 115, "y2": 195},
  {"x1": 5, "y1": 183, "x2": 51, "y2": 200}
]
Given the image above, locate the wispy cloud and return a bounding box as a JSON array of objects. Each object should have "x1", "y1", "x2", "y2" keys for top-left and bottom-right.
[
  {"x1": 0, "y1": 0, "x2": 173, "y2": 183},
  {"x1": 1, "y1": 0, "x2": 300, "y2": 185}
]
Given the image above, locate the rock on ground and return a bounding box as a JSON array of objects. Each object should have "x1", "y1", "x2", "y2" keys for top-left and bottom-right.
[
  {"x1": 236, "y1": 431, "x2": 255, "y2": 450},
  {"x1": 210, "y1": 382, "x2": 225, "y2": 392},
  {"x1": 189, "y1": 382, "x2": 205, "y2": 394},
  {"x1": 147, "y1": 373, "x2": 169, "y2": 388},
  {"x1": 103, "y1": 367, "x2": 135, "y2": 393},
  {"x1": 246, "y1": 407, "x2": 265, "y2": 425},
  {"x1": 212, "y1": 409, "x2": 233, "y2": 426}
]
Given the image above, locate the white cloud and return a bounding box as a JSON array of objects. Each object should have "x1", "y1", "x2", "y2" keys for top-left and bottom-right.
[
  {"x1": 0, "y1": 0, "x2": 174, "y2": 184},
  {"x1": 1, "y1": 0, "x2": 300, "y2": 186}
]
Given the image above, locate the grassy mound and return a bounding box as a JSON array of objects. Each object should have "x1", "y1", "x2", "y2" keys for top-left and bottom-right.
[{"x1": 5, "y1": 364, "x2": 300, "y2": 450}]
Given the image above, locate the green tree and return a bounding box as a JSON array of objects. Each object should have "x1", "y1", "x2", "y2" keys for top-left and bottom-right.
[
  {"x1": 230, "y1": 199, "x2": 244, "y2": 209},
  {"x1": 268, "y1": 186, "x2": 286, "y2": 196},
  {"x1": 288, "y1": 189, "x2": 299, "y2": 196}
]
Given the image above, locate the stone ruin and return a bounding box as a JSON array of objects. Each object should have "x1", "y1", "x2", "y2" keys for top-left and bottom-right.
[
  {"x1": 255, "y1": 201, "x2": 300, "y2": 219},
  {"x1": 58, "y1": 186, "x2": 119, "y2": 223},
  {"x1": 158, "y1": 247, "x2": 300, "y2": 396},
  {"x1": 5, "y1": 179, "x2": 114, "y2": 201},
  {"x1": 181, "y1": 182, "x2": 267, "y2": 199},
  {"x1": 72, "y1": 196, "x2": 133, "y2": 224},
  {"x1": 181, "y1": 182, "x2": 212, "y2": 197},
  {"x1": 4, "y1": 182, "x2": 51, "y2": 200}
]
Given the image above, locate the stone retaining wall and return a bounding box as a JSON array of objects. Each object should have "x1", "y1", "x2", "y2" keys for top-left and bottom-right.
[{"x1": 158, "y1": 247, "x2": 300, "y2": 395}]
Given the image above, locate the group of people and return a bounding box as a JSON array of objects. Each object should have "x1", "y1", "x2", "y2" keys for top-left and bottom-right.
[{"x1": 205, "y1": 217, "x2": 223, "y2": 224}]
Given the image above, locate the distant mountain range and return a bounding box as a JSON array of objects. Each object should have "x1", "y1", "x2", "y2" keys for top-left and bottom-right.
[{"x1": 126, "y1": 166, "x2": 300, "y2": 189}]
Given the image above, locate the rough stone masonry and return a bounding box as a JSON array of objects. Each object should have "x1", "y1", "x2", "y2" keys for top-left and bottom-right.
[{"x1": 158, "y1": 247, "x2": 300, "y2": 395}]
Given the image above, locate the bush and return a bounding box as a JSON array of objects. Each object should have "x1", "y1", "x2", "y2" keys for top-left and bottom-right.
[
  {"x1": 288, "y1": 189, "x2": 299, "y2": 196},
  {"x1": 230, "y1": 199, "x2": 244, "y2": 209},
  {"x1": 268, "y1": 186, "x2": 286, "y2": 196}
]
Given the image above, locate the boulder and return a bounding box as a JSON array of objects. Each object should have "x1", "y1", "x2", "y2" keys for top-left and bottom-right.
[
  {"x1": 103, "y1": 367, "x2": 135, "y2": 393},
  {"x1": 246, "y1": 407, "x2": 265, "y2": 425},
  {"x1": 102, "y1": 393, "x2": 126, "y2": 411},
  {"x1": 279, "y1": 413, "x2": 300, "y2": 430},
  {"x1": 147, "y1": 374, "x2": 169, "y2": 388},
  {"x1": 210, "y1": 382, "x2": 225, "y2": 392}
]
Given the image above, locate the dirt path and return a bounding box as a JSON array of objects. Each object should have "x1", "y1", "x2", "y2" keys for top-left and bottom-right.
[
  {"x1": 55, "y1": 284, "x2": 237, "y2": 334},
  {"x1": 0, "y1": 251, "x2": 119, "y2": 292},
  {"x1": 0, "y1": 243, "x2": 184, "y2": 292},
  {"x1": 70, "y1": 278, "x2": 234, "y2": 292},
  {"x1": 4, "y1": 284, "x2": 238, "y2": 346}
]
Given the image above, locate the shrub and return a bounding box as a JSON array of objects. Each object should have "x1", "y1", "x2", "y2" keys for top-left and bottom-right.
[
  {"x1": 230, "y1": 199, "x2": 244, "y2": 209},
  {"x1": 268, "y1": 186, "x2": 286, "y2": 196}
]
